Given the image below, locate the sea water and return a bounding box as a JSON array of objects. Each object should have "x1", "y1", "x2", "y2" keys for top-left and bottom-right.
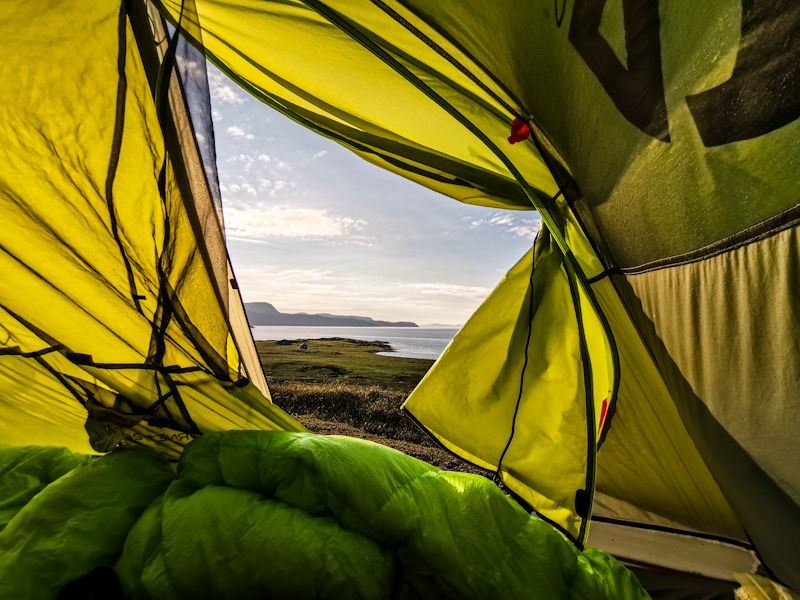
[{"x1": 250, "y1": 326, "x2": 458, "y2": 360}]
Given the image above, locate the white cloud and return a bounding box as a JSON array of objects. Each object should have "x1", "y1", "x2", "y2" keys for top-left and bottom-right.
[
  {"x1": 229, "y1": 266, "x2": 337, "y2": 297},
  {"x1": 224, "y1": 206, "x2": 368, "y2": 239},
  {"x1": 401, "y1": 282, "x2": 492, "y2": 299},
  {"x1": 269, "y1": 180, "x2": 296, "y2": 196},
  {"x1": 227, "y1": 154, "x2": 254, "y2": 166},
  {"x1": 469, "y1": 211, "x2": 540, "y2": 240},
  {"x1": 489, "y1": 215, "x2": 514, "y2": 226},
  {"x1": 313, "y1": 150, "x2": 327, "y2": 159},
  {"x1": 508, "y1": 223, "x2": 540, "y2": 239},
  {"x1": 227, "y1": 126, "x2": 254, "y2": 140},
  {"x1": 261, "y1": 268, "x2": 336, "y2": 289},
  {"x1": 213, "y1": 85, "x2": 244, "y2": 105},
  {"x1": 207, "y1": 66, "x2": 224, "y2": 86},
  {"x1": 257, "y1": 154, "x2": 271, "y2": 162}
]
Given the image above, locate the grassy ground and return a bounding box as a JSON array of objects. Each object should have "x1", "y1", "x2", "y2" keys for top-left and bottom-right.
[
  {"x1": 259, "y1": 338, "x2": 493, "y2": 478},
  {"x1": 270, "y1": 381, "x2": 426, "y2": 444},
  {"x1": 256, "y1": 338, "x2": 434, "y2": 392}
]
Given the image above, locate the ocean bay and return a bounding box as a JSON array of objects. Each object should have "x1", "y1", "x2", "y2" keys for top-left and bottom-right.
[{"x1": 251, "y1": 326, "x2": 458, "y2": 360}]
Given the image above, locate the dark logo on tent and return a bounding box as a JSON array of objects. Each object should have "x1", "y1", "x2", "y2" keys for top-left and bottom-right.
[{"x1": 569, "y1": 0, "x2": 800, "y2": 146}]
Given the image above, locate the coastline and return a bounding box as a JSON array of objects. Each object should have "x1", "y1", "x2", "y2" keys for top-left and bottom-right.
[{"x1": 252, "y1": 326, "x2": 457, "y2": 360}]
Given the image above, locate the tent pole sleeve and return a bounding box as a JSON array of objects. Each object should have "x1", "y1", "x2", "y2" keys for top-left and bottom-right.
[{"x1": 566, "y1": 259, "x2": 598, "y2": 546}]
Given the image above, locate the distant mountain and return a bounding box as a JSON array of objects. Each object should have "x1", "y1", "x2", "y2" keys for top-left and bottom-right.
[{"x1": 245, "y1": 302, "x2": 418, "y2": 327}]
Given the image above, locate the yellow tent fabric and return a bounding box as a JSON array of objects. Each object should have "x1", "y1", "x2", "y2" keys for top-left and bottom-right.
[
  {"x1": 0, "y1": 0, "x2": 303, "y2": 459},
  {"x1": 406, "y1": 230, "x2": 615, "y2": 543},
  {"x1": 404, "y1": 230, "x2": 742, "y2": 546}
]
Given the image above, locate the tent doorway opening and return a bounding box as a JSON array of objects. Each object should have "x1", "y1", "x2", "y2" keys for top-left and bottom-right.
[{"x1": 207, "y1": 64, "x2": 540, "y2": 335}]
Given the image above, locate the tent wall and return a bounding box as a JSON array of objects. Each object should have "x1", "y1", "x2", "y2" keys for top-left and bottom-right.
[
  {"x1": 138, "y1": 0, "x2": 270, "y2": 395},
  {"x1": 393, "y1": 0, "x2": 800, "y2": 266},
  {"x1": 0, "y1": 0, "x2": 302, "y2": 460},
  {"x1": 589, "y1": 278, "x2": 744, "y2": 542},
  {"x1": 618, "y1": 223, "x2": 800, "y2": 588},
  {"x1": 403, "y1": 234, "x2": 747, "y2": 547}
]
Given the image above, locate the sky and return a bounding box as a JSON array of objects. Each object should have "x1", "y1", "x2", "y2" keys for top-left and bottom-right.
[{"x1": 208, "y1": 65, "x2": 540, "y2": 326}]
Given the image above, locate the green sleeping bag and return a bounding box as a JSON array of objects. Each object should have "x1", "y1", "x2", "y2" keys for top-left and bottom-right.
[
  {"x1": 0, "y1": 432, "x2": 650, "y2": 599},
  {"x1": 0, "y1": 446, "x2": 176, "y2": 599},
  {"x1": 0, "y1": 445, "x2": 93, "y2": 534}
]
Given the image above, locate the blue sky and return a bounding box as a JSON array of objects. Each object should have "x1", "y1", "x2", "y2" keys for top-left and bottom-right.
[{"x1": 208, "y1": 66, "x2": 540, "y2": 326}]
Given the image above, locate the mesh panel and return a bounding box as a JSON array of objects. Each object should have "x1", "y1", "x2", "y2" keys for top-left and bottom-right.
[{"x1": 176, "y1": 36, "x2": 224, "y2": 227}]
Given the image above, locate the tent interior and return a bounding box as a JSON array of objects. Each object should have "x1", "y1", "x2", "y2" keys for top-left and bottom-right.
[{"x1": 0, "y1": 0, "x2": 798, "y2": 598}]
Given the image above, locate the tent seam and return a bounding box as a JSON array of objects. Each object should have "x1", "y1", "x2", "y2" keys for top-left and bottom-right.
[
  {"x1": 621, "y1": 204, "x2": 800, "y2": 274},
  {"x1": 495, "y1": 241, "x2": 535, "y2": 479},
  {"x1": 106, "y1": 0, "x2": 145, "y2": 315},
  {"x1": 366, "y1": 0, "x2": 524, "y2": 121}
]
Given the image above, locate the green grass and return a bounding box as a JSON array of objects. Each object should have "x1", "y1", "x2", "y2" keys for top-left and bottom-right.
[
  {"x1": 269, "y1": 381, "x2": 432, "y2": 446},
  {"x1": 256, "y1": 338, "x2": 434, "y2": 393}
]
